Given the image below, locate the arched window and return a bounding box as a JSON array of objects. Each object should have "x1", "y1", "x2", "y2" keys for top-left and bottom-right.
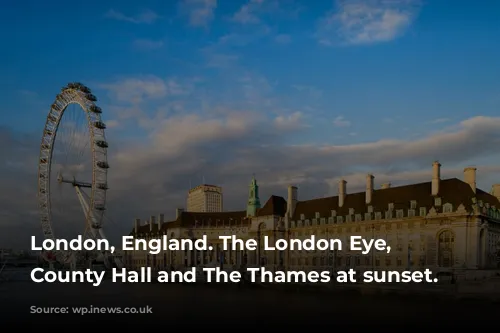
[{"x1": 438, "y1": 230, "x2": 454, "y2": 267}]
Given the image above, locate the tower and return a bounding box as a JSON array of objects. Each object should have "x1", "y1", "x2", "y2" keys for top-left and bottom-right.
[
  {"x1": 186, "y1": 184, "x2": 223, "y2": 212},
  {"x1": 246, "y1": 176, "x2": 261, "y2": 217}
]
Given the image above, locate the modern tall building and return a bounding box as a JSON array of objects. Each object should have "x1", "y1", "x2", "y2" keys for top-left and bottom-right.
[{"x1": 186, "y1": 184, "x2": 223, "y2": 212}]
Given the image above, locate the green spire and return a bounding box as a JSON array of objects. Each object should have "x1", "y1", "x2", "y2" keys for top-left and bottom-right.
[{"x1": 246, "y1": 175, "x2": 261, "y2": 217}]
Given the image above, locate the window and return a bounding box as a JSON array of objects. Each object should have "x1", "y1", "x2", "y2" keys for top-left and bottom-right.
[
  {"x1": 320, "y1": 217, "x2": 326, "y2": 225},
  {"x1": 291, "y1": 221, "x2": 295, "y2": 228},
  {"x1": 300, "y1": 214, "x2": 305, "y2": 220},
  {"x1": 346, "y1": 215, "x2": 352, "y2": 223},
  {"x1": 331, "y1": 210, "x2": 337, "y2": 217},
  {"x1": 315, "y1": 212, "x2": 320, "y2": 219},
  {"x1": 434, "y1": 197, "x2": 442, "y2": 206},
  {"x1": 365, "y1": 213, "x2": 371, "y2": 221},
  {"x1": 367, "y1": 205, "x2": 373, "y2": 213},
  {"x1": 420, "y1": 255, "x2": 426, "y2": 267},
  {"x1": 375, "y1": 212, "x2": 382, "y2": 220},
  {"x1": 443, "y1": 203, "x2": 453, "y2": 213},
  {"x1": 396, "y1": 210, "x2": 404, "y2": 219},
  {"x1": 410, "y1": 200, "x2": 417, "y2": 209},
  {"x1": 328, "y1": 217, "x2": 334, "y2": 224},
  {"x1": 349, "y1": 208, "x2": 354, "y2": 215},
  {"x1": 385, "y1": 210, "x2": 392, "y2": 219},
  {"x1": 408, "y1": 209, "x2": 415, "y2": 217},
  {"x1": 419, "y1": 207, "x2": 427, "y2": 217},
  {"x1": 355, "y1": 214, "x2": 362, "y2": 222},
  {"x1": 388, "y1": 203, "x2": 394, "y2": 210},
  {"x1": 438, "y1": 230, "x2": 454, "y2": 268},
  {"x1": 336, "y1": 216, "x2": 343, "y2": 223}
]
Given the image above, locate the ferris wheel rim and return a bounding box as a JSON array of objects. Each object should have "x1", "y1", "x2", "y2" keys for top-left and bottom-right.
[{"x1": 37, "y1": 83, "x2": 109, "y2": 251}]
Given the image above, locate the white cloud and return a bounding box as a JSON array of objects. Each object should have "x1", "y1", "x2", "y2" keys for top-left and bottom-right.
[
  {"x1": 133, "y1": 39, "x2": 164, "y2": 50},
  {"x1": 431, "y1": 118, "x2": 450, "y2": 124},
  {"x1": 205, "y1": 53, "x2": 239, "y2": 68},
  {"x1": 274, "y1": 112, "x2": 305, "y2": 130},
  {"x1": 212, "y1": 25, "x2": 271, "y2": 48},
  {"x1": 4, "y1": 112, "x2": 500, "y2": 248},
  {"x1": 231, "y1": 0, "x2": 264, "y2": 24},
  {"x1": 230, "y1": 0, "x2": 297, "y2": 25},
  {"x1": 99, "y1": 76, "x2": 189, "y2": 104},
  {"x1": 105, "y1": 9, "x2": 160, "y2": 24},
  {"x1": 181, "y1": 0, "x2": 217, "y2": 27},
  {"x1": 292, "y1": 85, "x2": 323, "y2": 99},
  {"x1": 106, "y1": 120, "x2": 120, "y2": 129},
  {"x1": 317, "y1": 0, "x2": 420, "y2": 46},
  {"x1": 150, "y1": 113, "x2": 259, "y2": 152},
  {"x1": 275, "y1": 34, "x2": 292, "y2": 44},
  {"x1": 6, "y1": 69, "x2": 500, "y2": 250},
  {"x1": 18, "y1": 90, "x2": 38, "y2": 98},
  {"x1": 106, "y1": 115, "x2": 500, "y2": 214},
  {"x1": 333, "y1": 116, "x2": 351, "y2": 127},
  {"x1": 326, "y1": 165, "x2": 500, "y2": 195},
  {"x1": 227, "y1": 0, "x2": 298, "y2": 47}
]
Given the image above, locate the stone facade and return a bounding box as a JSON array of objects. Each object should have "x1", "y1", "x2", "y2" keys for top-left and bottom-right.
[{"x1": 186, "y1": 184, "x2": 223, "y2": 213}]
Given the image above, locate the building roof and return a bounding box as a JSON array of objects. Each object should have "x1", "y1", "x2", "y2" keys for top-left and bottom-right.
[
  {"x1": 290, "y1": 178, "x2": 500, "y2": 220},
  {"x1": 188, "y1": 184, "x2": 221, "y2": 193},
  {"x1": 132, "y1": 195, "x2": 287, "y2": 235},
  {"x1": 257, "y1": 195, "x2": 287, "y2": 217},
  {"x1": 133, "y1": 210, "x2": 248, "y2": 235},
  {"x1": 132, "y1": 177, "x2": 500, "y2": 235}
]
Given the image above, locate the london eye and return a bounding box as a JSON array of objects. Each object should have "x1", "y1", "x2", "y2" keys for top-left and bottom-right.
[{"x1": 37, "y1": 82, "x2": 117, "y2": 267}]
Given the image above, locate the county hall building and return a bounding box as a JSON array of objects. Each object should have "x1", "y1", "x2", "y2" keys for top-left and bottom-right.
[{"x1": 123, "y1": 161, "x2": 500, "y2": 277}]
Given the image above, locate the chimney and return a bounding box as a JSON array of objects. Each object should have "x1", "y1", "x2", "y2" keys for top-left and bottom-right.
[
  {"x1": 158, "y1": 213, "x2": 164, "y2": 230},
  {"x1": 176, "y1": 208, "x2": 184, "y2": 219},
  {"x1": 432, "y1": 161, "x2": 441, "y2": 196},
  {"x1": 134, "y1": 218, "x2": 140, "y2": 234},
  {"x1": 149, "y1": 215, "x2": 155, "y2": 232},
  {"x1": 338, "y1": 179, "x2": 347, "y2": 207},
  {"x1": 365, "y1": 174, "x2": 374, "y2": 204},
  {"x1": 381, "y1": 183, "x2": 391, "y2": 189},
  {"x1": 464, "y1": 167, "x2": 477, "y2": 194},
  {"x1": 287, "y1": 185, "x2": 298, "y2": 218},
  {"x1": 491, "y1": 184, "x2": 500, "y2": 201}
]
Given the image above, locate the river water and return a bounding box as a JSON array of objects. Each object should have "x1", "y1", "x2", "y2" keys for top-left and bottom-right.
[{"x1": 1, "y1": 276, "x2": 499, "y2": 328}]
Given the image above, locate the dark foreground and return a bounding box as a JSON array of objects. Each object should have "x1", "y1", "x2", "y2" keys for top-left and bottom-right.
[{"x1": 1, "y1": 279, "x2": 499, "y2": 329}]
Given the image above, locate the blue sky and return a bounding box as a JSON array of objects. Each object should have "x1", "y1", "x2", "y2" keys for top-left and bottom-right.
[
  {"x1": 3, "y1": 0, "x2": 499, "y2": 138},
  {"x1": 2, "y1": 0, "x2": 500, "y2": 247}
]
